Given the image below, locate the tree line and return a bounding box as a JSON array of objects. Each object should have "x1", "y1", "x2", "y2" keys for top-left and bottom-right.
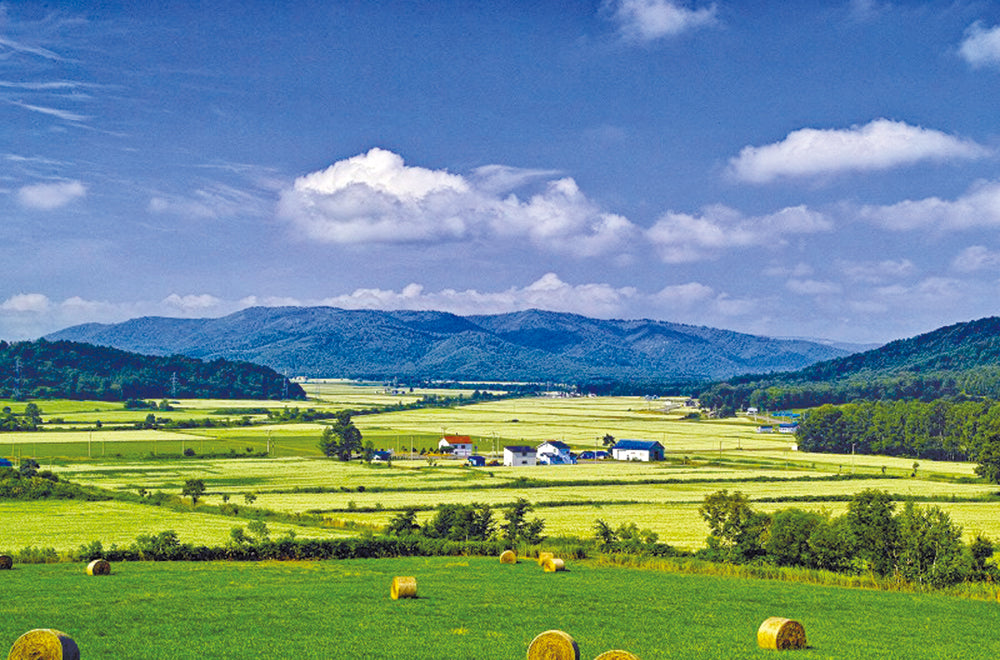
[
  {"x1": 698, "y1": 489, "x2": 995, "y2": 587},
  {"x1": 795, "y1": 399, "x2": 1000, "y2": 467}
]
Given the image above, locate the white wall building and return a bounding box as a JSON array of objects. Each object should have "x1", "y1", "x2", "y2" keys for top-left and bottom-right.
[{"x1": 503, "y1": 446, "x2": 537, "y2": 467}]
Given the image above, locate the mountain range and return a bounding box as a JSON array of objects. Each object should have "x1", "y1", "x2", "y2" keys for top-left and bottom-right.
[{"x1": 45, "y1": 307, "x2": 857, "y2": 382}]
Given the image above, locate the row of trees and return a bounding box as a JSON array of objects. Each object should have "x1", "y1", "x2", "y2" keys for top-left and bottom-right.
[
  {"x1": 386, "y1": 498, "x2": 546, "y2": 545},
  {"x1": 796, "y1": 399, "x2": 1000, "y2": 467},
  {"x1": 698, "y1": 489, "x2": 994, "y2": 587}
]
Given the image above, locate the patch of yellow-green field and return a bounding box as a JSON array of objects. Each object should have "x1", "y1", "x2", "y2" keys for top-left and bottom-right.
[
  {"x1": 55, "y1": 457, "x2": 828, "y2": 495},
  {"x1": 0, "y1": 500, "x2": 352, "y2": 553},
  {"x1": 749, "y1": 449, "x2": 979, "y2": 478},
  {"x1": 353, "y1": 396, "x2": 792, "y2": 454}
]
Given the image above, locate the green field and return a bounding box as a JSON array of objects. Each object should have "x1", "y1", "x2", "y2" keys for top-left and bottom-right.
[{"x1": 2, "y1": 557, "x2": 999, "y2": 659}]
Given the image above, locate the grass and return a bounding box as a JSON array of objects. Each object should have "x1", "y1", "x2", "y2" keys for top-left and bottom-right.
[
  {"x1": 0, "y1": 501, "x2": 352, "y2": 553},
  {"x1": 2, "y1": 557, "x2": 1000, "y2": 659}
]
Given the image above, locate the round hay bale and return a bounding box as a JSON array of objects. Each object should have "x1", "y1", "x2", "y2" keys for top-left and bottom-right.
[
  {"x1": 527, "y1": 629, "x2": 579, "y2": 660},
  {"x1": 499, "y1": 550, "x2": 517, "y2": 564},
  {"x1": 7, "y1": 628, "x2": 79, "y2": 660},
  {"x1": 537, "y1": 551, "x2": 554, "y2": 566},
  {"x1": 542, "y1": 557, "x2": 566, "y2": 572},
  {"x1": 0, "y1": 555, "x2": 12, "y2": 570},
  {"x1": 594, "y1": 651, "x2": 640, "y2": 660},
  {"x1": 86, "y1": 559, "x2": 110, "y2": 576},
  {"x1": 390, "y1": 576, "x2": 417, "y2": 600},
  {"x1": 757, "y1": 617, "x2": 807, "y2": 650}
]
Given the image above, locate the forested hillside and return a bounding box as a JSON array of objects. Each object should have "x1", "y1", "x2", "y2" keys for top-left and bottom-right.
[
  {"x1": 699, "y1": 317, "x2": 1000, "y2": 412},
  {"x1": 0, "y1": 339, "x2": 304, "y2": 401},
  {"x1": 45, "y1": 306, "x2": 851, "y2": 382}
]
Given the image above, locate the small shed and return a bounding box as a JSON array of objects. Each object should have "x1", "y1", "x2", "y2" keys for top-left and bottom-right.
[
  {"x1": 503, "y1": 446, "x2": 537, "y2": 467},
  {"x1": 466, "y1": 455, "x2": 486, "y2": 467},
  {"x1": 611, "y1": 439, "x2": 665, "y2": 462},
  {"x1": 0, "y1": 458, "x2": 11, "y2": 468}
]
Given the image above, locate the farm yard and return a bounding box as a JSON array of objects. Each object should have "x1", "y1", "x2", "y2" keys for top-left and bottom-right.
[{"x1": 5, "y1": 383, "x2": 1000, "y2": 658}]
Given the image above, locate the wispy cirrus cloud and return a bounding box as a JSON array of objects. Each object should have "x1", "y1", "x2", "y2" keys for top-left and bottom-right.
[
  {"x1": 605, "y1": 0, "x2": 717, "y2": 42},
  {"x1": 959, "y1": 22, "x2": 1000, "y2": 68},
  {"x1": 16, "y1": 179, "x2": 86, "y2": 210},
  {"x1": 149, "y1": 182, "x2": 271, "y2": 220},
  {"x1": 7, "y1": 99, "x2": 90, "y2": 122},
  {"x1": 729, "y1": 119, "x2": 990, "y2": 184},
  {"x1": 277, "y1": 148, "x2": 638, "y2": 257}
]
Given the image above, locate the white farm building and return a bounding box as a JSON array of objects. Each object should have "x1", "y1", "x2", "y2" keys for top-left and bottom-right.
[{"x1": 611, "y1": 439, "x2": 665, "y2": 462}]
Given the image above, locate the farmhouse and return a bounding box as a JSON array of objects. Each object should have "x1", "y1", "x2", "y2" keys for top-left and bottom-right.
[
  {"x1": 611, "y1": 439, "x2": 665, "y2": 462},
  {"x1": 503, "y1": 445, "x2": 537, "y2": 467},
  {"x1": 536, "y1": 440, "x2": 574, "y2": 465},
  {"x1": 438, "y1": 435, "x2": 474, "y2": 457}
]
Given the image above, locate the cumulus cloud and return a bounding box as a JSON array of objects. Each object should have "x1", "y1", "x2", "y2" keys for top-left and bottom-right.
[
  {"x1": 16, "y1": 179, "x2": 86, "y2": 209},
  {"x1": 959, "y1": 22, "x2": 1000, "y2": 68},
  {"x1": 858, "y1": 179, "x2": 1000, "y2": 231},
  {"x1": 1, "y1": 293, "x2": 52, "y2": 313},
  {"x1": 646, "y1": 203, "x2": 832, "y2": 262},
  {"x1": 278, "y1": 148, "x2": 638, "y2": 257},
  {"x1": 729, "y1": 119, "x2": 990, "y2": 184},
  {"x1": 606, "y1": 0, "x2": 717, "y2": 41},
  {"x1": 952, "y1": 246, "x2": 1000, "y2": 272}
]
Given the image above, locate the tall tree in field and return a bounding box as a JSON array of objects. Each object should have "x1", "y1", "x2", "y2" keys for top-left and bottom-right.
[
  {"x1": 182, "y1": 478, "x2": 206, "y2": 506},
  {"x1": 319, "y1": 411, "x2": 363, "y2": 461}
]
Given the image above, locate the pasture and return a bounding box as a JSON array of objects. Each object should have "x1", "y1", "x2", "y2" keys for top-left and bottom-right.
[{"x1": 3, "y1": 557, "x2": 1000, "y2": 659}]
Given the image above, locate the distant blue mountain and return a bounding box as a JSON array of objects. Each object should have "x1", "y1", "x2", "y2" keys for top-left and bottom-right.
[{"x1": 46, "y1": 307, "x2": 854, "y2": 382}]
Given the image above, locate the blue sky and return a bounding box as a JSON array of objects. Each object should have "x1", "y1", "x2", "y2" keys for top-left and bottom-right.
[{"x1": 4, "y1": 0, "x2": 1000, "y2": 345}]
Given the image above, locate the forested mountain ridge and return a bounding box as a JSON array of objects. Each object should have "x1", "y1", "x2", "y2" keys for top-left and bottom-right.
[
  {"x1": 699, "y1": 316, "x2": 1000, "y2": 410},
  {"x1": 45, "y1": 306, "x2": 852, "y2": 382},
  {"x1": 0, "y1": 339, "x2": 305, "y2": 401}
]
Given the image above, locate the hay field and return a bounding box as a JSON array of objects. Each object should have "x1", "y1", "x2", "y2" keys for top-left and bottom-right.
[
  {"x1": 2, "y1": 558, "x2": 999, "y2": 659},
  {"x1": 0, "y1": 501, "x2": 351, "y2": 552}
]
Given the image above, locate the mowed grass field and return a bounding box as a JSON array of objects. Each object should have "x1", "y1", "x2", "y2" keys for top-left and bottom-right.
[{"x1": 3, "y1": 557, "x2": 1000, "y2": 659}]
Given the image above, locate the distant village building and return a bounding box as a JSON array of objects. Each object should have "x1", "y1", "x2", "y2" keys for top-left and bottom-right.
[
  {"x1": 778, "y1": 423, "x2": 798, "y2": 434},
  {"x1": 536, "y1": 440, "x2": 574, "y2": 465},
  {"x1": 438, "y1": 435, "x2": 474, "y2": 458},
  {"x1": 466, "y1": 455, "x2": 486, "y2": 467},
  {"x1": 503, "y1": 446, "x2": 537, "y2": 467},
  {"x1": 611, "y1": 439, "x2": 665, "y2": 462}
]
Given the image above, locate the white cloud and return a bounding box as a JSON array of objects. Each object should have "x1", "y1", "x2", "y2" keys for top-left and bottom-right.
[
  {"x1": 148, "y1": 183, "x2": 270, "y2": 220},
  {"x1": 607, "y1": 0, "x2": 717, "y2": 42},
  {"x1": 278, "y1": 148, "x2": 638, "y2": 257},
  {"x1": 1, "y1": 293, "x2": 52, "y2": 313},
  {"x1": 952, "y1": 246, "x2": 1000, "y2": 272},
  {"x1": 858, "y1": 179, "x2": 1000, "y2": 231},
  {"x1": 8, "y1": 100, "x2": 90, "y2": 122},
  {"x1": 959, "y1": 22, "x2": 1000, "y2": 68},
  {"x1": 16, "y1": 180, "x2": 86, "y2": 210},
  {"x1": 838, "y1": 259, "x2": 916, "y2": 283},
  {"x1": 729, "y1": 119, "x2": 990, "y2": 184},
  {"x1": 646, "y1": 204, "x2": 832, "y2": 262},
  {"x1": 162, "y1": 293, "x2": 223, "y2": 312},
  {"x1": 786, "y1": 279, "x2": 843, "y2": 296}
]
